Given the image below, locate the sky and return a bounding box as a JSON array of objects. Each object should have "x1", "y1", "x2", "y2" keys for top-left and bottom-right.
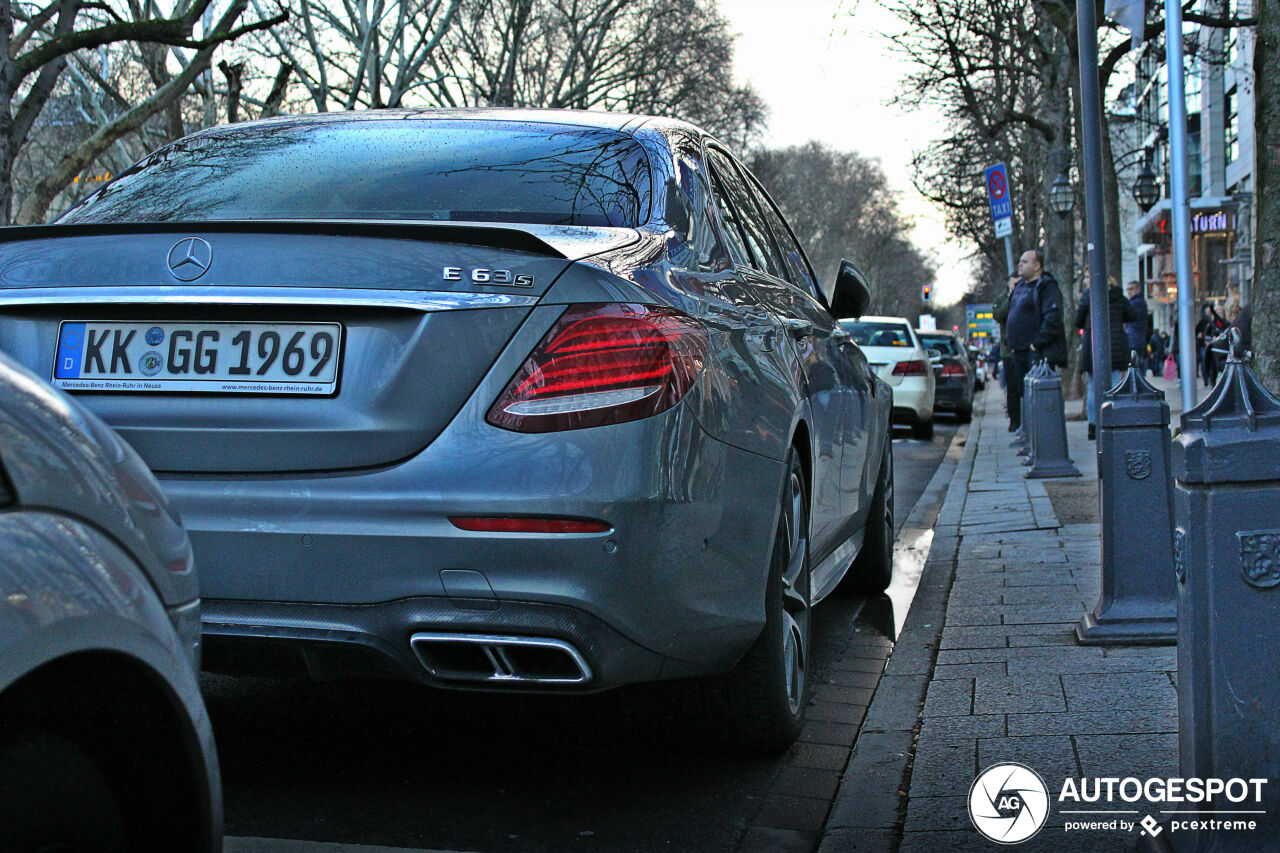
[{"x1": 719, "y1": 0, "x2": 975, "y2": 306}]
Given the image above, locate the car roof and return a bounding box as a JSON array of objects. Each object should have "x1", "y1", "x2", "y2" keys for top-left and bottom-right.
[
  {"x1": 916, "y1": 330, "x2": 957, "y2": 337},
  {"x1": 186, "y1": 107, "x2": 697, "y2": 139},
  {"x1": 847, "y1": 316, "x2": 913, "y2": 325}
]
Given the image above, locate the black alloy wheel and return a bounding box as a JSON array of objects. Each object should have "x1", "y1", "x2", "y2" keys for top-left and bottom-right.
[
  {"x1": 721, "y1": 450, "x2": 811, "y2": 752},
  {"x1": 911, "y1": 414, "x2": 934, "y2": 440}
]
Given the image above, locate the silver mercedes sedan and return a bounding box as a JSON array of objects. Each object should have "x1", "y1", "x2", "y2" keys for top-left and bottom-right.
[{"x1": 0, "y1": 109, "x2": 892, "y2": 749}]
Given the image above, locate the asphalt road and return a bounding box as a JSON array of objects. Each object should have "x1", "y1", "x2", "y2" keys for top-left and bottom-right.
[{"x1": 205, "y1": 418, "x2": 961, "y2": 853}]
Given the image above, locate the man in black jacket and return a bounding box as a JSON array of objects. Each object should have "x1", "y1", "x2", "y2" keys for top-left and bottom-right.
[{"x1": 993, "y1": 249, "x2": 1067, "y2": 431}]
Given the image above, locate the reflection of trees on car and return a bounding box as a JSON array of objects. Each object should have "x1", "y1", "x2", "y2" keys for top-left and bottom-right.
[{"x1": 60, "y1": 119, "x2": 652, "y2": 227}]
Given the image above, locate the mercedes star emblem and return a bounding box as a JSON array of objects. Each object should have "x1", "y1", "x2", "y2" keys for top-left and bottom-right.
[{"x1": 167, "y1": 236, "x2": 212, "y2": 281}]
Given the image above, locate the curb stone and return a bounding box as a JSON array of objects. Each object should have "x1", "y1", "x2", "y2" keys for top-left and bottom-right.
[{"x1": 819, "y1": 402, "x2": 982, "y2": 853}]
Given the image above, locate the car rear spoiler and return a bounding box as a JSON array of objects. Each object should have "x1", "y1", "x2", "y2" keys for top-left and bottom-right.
[{"x1": 0, "y1": 219, "x2": 568, "y2": 259}]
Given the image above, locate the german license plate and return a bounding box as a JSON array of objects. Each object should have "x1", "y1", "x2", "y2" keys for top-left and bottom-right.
[{"x1": 52, "y1": 321, "x2": 342, "y2": 395}]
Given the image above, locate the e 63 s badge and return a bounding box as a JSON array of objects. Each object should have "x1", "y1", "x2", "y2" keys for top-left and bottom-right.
[{"x1": 443, "y1": 267, "x2": 535, "y2": 287}]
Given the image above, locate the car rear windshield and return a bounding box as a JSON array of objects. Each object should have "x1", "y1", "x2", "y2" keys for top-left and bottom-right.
[
  {"x1": 841, "y1": 321, "x2": 913, "y2": 348},
  {"x1": 919, "y1": 335, "x2": 962, "y2": 356},
  {"x1": 59, "y1": 119, "x2": 653, "y2": 228}
]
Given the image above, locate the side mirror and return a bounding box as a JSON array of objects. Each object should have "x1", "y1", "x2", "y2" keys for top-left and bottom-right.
[
  {"x1": 830, "y1": 260, "x2": 871, "y2": 319},
  {"x1": 926, "y1": 348, "x2": 943, "y2": 361}
]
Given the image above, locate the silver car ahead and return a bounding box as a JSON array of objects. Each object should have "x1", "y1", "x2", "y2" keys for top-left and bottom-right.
[
  {"x1": 0, "y1": 109, "x2": 893, "y2": 749},
  {"x1": 0, "y1": 352, "x2": 219, "y2": 852}
]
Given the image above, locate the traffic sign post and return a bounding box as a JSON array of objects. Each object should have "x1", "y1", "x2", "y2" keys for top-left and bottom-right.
[{"x1": 985, "y1": 163, "x2": 1017, "y2": 274}]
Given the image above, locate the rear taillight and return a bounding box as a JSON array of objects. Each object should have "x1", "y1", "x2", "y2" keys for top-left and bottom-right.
[
  {"x1": 941, "y1": 363, "x2": 968, "y2": 377},
  {"x1": 487, "y1": 303, "x2": 708, "y2": 432},
  {"x1": 892, "y1": 360, "x2": 928, "y2": 376}
]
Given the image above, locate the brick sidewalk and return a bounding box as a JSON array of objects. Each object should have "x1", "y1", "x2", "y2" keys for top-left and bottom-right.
[{"x1": 826, "y1": 383, "x2": 1183, "y2": 852}]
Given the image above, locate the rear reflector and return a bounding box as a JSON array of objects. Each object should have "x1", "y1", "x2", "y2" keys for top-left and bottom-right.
[
  {"x1": 487, "y1": 303, "x2": 707, "y2": 432},
  {"x1": 941, "y1": 363, "x2": 968, "y2": 377},
  {"x1": 892, "y1": 360, "x2": 928, "y2": 376},
  {"x1": 449, "y1": 517, "x2": 611, "y2": 534}
]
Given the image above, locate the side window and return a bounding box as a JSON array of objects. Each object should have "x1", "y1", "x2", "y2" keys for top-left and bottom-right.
[
  {"x1": 706, "y1": 149, "x2": 783, "y2": 278},
  {"x1": 745, "y1": 174, "x2": 825, "y2": 303},
  {"x1": 702, "y1": 154, "x2": 752, "y2": 268},
  {"x1": 676, "y1": 155, "x2": 728, "y2": 271}
]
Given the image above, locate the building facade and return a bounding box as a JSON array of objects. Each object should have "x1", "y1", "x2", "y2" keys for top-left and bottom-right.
[{"x1": 1131, "y1": 1, "x2": 1256, "y2": 336}]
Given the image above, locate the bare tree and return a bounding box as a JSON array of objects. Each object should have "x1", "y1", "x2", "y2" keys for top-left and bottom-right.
[
  {"x1": 749, "y1": 142, "x2": 937, "y2": 319},
  {"x1": 249, "y1": 0, "x2": 460, "y2": 111},
  {"x1": 0, "y1": 0, "x2": 284, "y2": 223},
  {"x1": 423, "y1": 0, "x2": 766, "y2": 145}
]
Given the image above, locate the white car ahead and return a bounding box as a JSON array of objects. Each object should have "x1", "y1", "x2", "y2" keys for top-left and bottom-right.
[{"x1": 841, "y1": 316, "x2": 937, "y2": 439}]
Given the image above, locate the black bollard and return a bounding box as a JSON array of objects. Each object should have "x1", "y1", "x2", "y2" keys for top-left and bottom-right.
[
  {"x1": 1142, "y1": 329, "x2": 1280, "y2": 851},
  {"x1": 1076, "y1": 358, "x2": 1176, "y2": 645},
  {"x1": 1020, "y1": 361, "x2": 1050, "y2": 463},
  {"x1": 1025, "y1": 362, "x2": 1080, "y2": 479}
]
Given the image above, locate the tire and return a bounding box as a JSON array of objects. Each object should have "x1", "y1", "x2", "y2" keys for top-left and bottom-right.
[
  {"x1": 956, "y1": 404, "x2": 973, "y2": 424},
  {"x1": 720, "y1": 450, "x2": 811, "y2": 752},
  {"x1": 841, "y1": 431, "x2": 895, "y2": 595},
  {"x1": 910, "y1": 414, "x2": 934, "y2": 440},
  {"x1": 0, "y1": 731, "x2": 128, "y2": 853}
]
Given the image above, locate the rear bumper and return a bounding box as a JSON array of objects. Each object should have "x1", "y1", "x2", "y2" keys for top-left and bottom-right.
[
  {"x1": 162, "y1": 404, "x2": 784, "y2": 689},
  {"x1": 933, "y1": 381, "x2": 973, "y2": 410},
  {"x1": 201, "y1": 595, "x2": 687, "y2": 691},
  {"x1": 888, "y1": 377, "x2": 933, "y2": 421}
]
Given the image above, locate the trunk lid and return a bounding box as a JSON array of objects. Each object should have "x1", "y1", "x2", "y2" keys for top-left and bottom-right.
[{"x1": 0, "y1": 222, "x2": 637, "y2": 473}]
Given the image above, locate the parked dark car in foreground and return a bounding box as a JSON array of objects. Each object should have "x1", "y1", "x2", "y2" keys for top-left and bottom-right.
[
  {"x1": 917, "y1": 329, "x2": 975, "y2": 422},
  {"x1": 0, "y1": 353, "x2": 219, "y2": 852},
  {"x1": 0, "y1": 109, "x2": 893, "y2": 749}
]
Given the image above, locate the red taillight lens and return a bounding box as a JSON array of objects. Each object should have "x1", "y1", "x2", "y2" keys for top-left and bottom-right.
[
  {"x1": 487, "y1": 303, "x2": 708, "y2": 432},
  {"x1": 892, "y1": 360, "x2": 928, "y2": 376},
  {"x1": 941, "y1": 363, "x2": 967, "y2": 377},
  {"x1": 449, "y1": 517, "x2": 611, "y2": 533}
]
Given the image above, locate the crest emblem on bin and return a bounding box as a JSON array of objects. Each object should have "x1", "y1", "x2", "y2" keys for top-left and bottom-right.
[
  {"x1": 1238, "y1": 531, "x2": 1280, "y2": 589},
  {"x1": 1125, "y1": 450, "x2": 1152, "y2": 480}
]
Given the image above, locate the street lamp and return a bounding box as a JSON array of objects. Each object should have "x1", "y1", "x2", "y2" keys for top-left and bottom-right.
[
  {"x1": 1132, "y1": 162, "x2": 1160, "y2": 210},
  {"x1": 1049, "y1": 171, "x2": 1074, "y2": 218}
]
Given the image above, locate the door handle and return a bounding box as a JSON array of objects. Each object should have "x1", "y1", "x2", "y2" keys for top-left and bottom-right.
[{"x1": 782, "y1": 318, "x2": 814, "y2": 339}]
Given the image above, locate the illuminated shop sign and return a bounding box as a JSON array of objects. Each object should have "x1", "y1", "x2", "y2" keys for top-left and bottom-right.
[{"x1": 1150, "y1": 208, "x2": 1236, "y2": 238}]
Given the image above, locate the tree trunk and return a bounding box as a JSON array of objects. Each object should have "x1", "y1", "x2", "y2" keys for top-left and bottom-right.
[
  {"x1": 1254, "y1": 0, "x2": 1280, "y2": 387},
  {"x1": 221, "y1": 60, "x2": 244, "y2": 123},
  {"x1": 260, "y1": 62, "x2": 292, "y2": 118},
  {"x1": 0, "y1": 0, "x2": 13, "y2": 227}
]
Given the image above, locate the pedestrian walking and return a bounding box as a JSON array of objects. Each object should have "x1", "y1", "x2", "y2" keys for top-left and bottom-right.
[
  {"x1": 1195, "y1": 303, "x2": 1226, "y2": 387},
  {"x1": 1075, "y1": 280, "x2": 1138, "y2": 440},
  {"x1": 993, "y1": 284, "x2": 1015, "y2": 424},
  {"x1": 1148, "y1": 328, "x2": 1166, "y2": 378},
  {"x1": 992, "y1": 249, "x2": 1067, "y2": 432},
  {"x1": 1124, "y1": 281, "x2": 1149, "y2": 372}
]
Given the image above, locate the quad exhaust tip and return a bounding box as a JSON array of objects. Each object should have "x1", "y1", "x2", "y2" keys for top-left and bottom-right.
[{"x1": 410, "y1": 632, "x2": 593, "y2": 685}]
